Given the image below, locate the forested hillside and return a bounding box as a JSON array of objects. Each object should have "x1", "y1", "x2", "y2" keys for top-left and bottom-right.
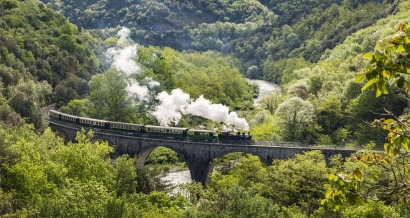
[
  {"x1": 42, "y1": 0, "x2": 397, "y2": 80},
  {"x1": 0, "y1": 0, "x2": 104, "y2": 129}
]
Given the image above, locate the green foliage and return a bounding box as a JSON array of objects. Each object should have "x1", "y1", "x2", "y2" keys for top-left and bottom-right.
[
  {"x1": 341, "y1": 201, "x2": 399, "y2": 218},
  {"x1": 115, "y1": 155, "x2": 137, "y2": 197},
  {"x1": 323, "y1": 20, "x2": 410, "y2": 212},
  {"x1": 182, "y1": 185, "x2": 286, "y2": 218},
  {"x1": 250, "y1": 115, "x2": 281, "y2": 141},
  {"x1": 211, "y1": 154, "x2": 267, "y2": 189},
  {"x1": 0, "y1": 0, "x2": 18, "y2": 10},
  {"x1": 274, "y1": 97, "x2": 315, "y2": 141},
  {"x1": 317, "y1": 134, "x2": 332, "y2": 145},
  {"x1": 0, "y1": 125, "x2": 188, "y2": 217},
  {"x1": 355, "y1": 22, "x2": 410, "y2": 97},
  {"x1": 261, "y1": 151, "x2": 328, "y2": 214},
  {"x1": 146, "y1": 147, "x2": 183, "y2": 165},
  {"x1": 87, "y1": 68, "x2": 133, "y2": 121},
  {"x1": 40, "y1": 0, "x2": 395, "y2": 83},
  {"x1": 138, "y1": 47, "x2": 255, "y2": 110},
  {"x1": 0, "y1": 0, "x2": 103, "y2": 129}
]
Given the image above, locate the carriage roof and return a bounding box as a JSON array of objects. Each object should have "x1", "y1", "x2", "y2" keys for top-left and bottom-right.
[
  {"x1": 188, "y1": 129, "x2": 216, "y2": 133},
  {"x1": 144, "y1": 125, "x2": 188, "y2": 131},
  {"x1": 109, "y1": 121, "x2": 144, "y2": 127},
  {"x1": 79, "y1": 116, "x2": 109, "y2": 123}
]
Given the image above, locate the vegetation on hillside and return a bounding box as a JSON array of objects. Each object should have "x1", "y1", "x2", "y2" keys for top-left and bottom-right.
[
  {"x1": 42, "y1": 0, "x2": 397, "y2": 80},
  {"x1": 0, "y1": 126, "x2": 405, "y2": 217},
  {"x1": 0, "y1": 0, "x2": 104, "y2": 129},
  {"x1": 250, "y1": 1, "x2": 410, "y2": 147}
]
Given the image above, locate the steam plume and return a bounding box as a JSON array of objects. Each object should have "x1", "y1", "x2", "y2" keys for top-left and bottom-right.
[
  {"x1": 105, "y1": 27, "x2": 159, "y2": 100},
  {"x1": 152, "y1": 89, "x2": 249, "y2": 130}
]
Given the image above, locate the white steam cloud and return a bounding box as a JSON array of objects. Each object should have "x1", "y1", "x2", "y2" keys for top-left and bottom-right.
[
  {"x1": 106, "y1": 46, "x2": 139, "y2": 75},
  {"x1": 106, "y1": 28, "x2": 248, "y2": 130},
  {"x1": 105, "y1": 27, "x2": 159, "y2": 100},
  {"x1": 153, "y1": 89, "x2": 249, "y2": 130}
]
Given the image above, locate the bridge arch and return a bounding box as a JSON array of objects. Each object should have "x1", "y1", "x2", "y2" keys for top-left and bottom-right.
[{"x1": 134, "y1": 144, "x2": 194, "y2": 181}]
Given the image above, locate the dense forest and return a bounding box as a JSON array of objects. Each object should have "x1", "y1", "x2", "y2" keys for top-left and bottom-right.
[
  {"x1": 1, "y1": 0, "x2": 410, "y2": 216},
  {"x1": 41, "y1": 0, "x2": 397, "y2": 79}
]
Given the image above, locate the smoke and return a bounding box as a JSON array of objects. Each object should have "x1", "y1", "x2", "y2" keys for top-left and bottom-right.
[
  {"x1": 117, "y1": 27, "x2": 133, "y2": 45},
  {"x1": 106, "y1": 27, "x2": 249, "y2": 130},
  {"x1": 106, "y1": 46, "x2": 139, "y2": 75},
  {"x1": 152, "y1": 89, "x2": 190, "y2": 126},
  {"x1": 187, "y1": 95, "x2": 249, "y2": 130},
  {"x1": 126, "y1": 77, "x2": 160, "y2": 101},
  {"x1": 105, "y1": 27, "x2": 158, "y2": 100},
  {"x1": 152, "y1": 89, "x2": 249, "y2": 130}
]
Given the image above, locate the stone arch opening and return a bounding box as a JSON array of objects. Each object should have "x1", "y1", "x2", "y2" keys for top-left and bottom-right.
[
  {"x1": 135, "y1": 145, "x2": 192, "y2": 188},
  {"x1": 205, "y1": 151, "x2": 269, "y2": 187}
]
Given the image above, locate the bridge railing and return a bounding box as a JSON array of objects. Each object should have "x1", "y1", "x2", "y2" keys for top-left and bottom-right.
[
  {"x1": 253, "y1": 141, "x2": 307, "y2": 147},
  {"x1": 253, "y1": 141, "x2": 361, "y2": 150}
]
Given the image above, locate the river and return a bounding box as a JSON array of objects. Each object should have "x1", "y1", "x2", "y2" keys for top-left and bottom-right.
[
  {"x1": 162, "y1": 79, "x2": 279, "y2": 188},
  {"x1": 245, "y1": 79, "x2": 280, "y2": 106}
]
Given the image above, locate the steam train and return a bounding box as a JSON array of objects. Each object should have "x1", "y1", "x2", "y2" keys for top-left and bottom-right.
[{"x1": 49, "y1": 110, "x2": 253, "y2": 144}]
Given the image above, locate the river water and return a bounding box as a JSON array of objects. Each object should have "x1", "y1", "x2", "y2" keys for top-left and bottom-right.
[
  {"x1": 162, "y1": 170, "x2": 192, "y2": 187},
  {"x1": 245, "y1": 79, "x2": 280, "y2": 106},
  {"x1": 162, "y1": 79, "x2": 279, "y2": 188}
]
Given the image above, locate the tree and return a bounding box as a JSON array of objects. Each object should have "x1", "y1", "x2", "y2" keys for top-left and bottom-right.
[
  {"x1": 261, "y1": 151, "x2": 329, "y2": 215},
  {"x1": 258, "y1": 92, "x2": 283, "y2": 114},
  {"x1": 322, "y1": 22, "x2": 410, "y2": 213},
  {"x1": 114, "y1": 155, "x2": 137, "y2": 197},
  {"x1": 316, "y1": 95, "x2": 344, "y2": 137},
  {"x1": 88, "y1": 68, "x2": 133, "y2": 121},
  {"x1": 287, "y1": 80, "x2": 309, "y2": 100},
  {"x1": 274, "y1": 97, "x2": 315, "y2": 141}
]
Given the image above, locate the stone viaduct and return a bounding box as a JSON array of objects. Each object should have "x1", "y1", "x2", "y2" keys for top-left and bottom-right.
[{"x1": 48, "y1": 121, "x2": 359, "y2": 186}]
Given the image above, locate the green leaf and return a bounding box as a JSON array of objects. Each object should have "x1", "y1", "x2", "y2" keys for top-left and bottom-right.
[
  {"x1": 363, "y1": 52, "x2": 373, "y2": 59},
  {"x1": 374, "y1": 50, "x2": 384, "y2": 60},
  {"x1": 329, "y1": 174, "x2": 338, "y2": 180},
  {"x1": 353, "y1": 168, "x2": 363, "y2": 181},
  {"x1": 403, "y1": 141, "x2": 410, "y2": 151},
  {"x1": 376, "y1": 80, "x2": 388, "y2": 97},
  {"x1": 355, "y1": 72, "x2": 367, "y2": 83},
  {"x1": 398, "y1": 45, "x2": 406, "y2": 53},
  {"x1": 361, "y1": 78, "x2": 376, "y2": 91}
]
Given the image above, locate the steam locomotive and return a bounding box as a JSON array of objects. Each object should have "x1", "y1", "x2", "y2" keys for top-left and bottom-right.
[{"x1": 49, "y1": 110, "x2": 253, "y2": 144}]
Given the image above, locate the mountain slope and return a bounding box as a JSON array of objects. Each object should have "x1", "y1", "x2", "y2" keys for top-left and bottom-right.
[
  {"x1": 0, "y1": 0, "x2": 103, "y2": 128},
  {"x1": 41, "y1": 0, "x2": 397, "y2": 81}
]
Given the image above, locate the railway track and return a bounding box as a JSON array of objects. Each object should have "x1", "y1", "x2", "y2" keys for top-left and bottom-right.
[{"x1": 41, "y1": 104, "x2": 55, "y2": 119}]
